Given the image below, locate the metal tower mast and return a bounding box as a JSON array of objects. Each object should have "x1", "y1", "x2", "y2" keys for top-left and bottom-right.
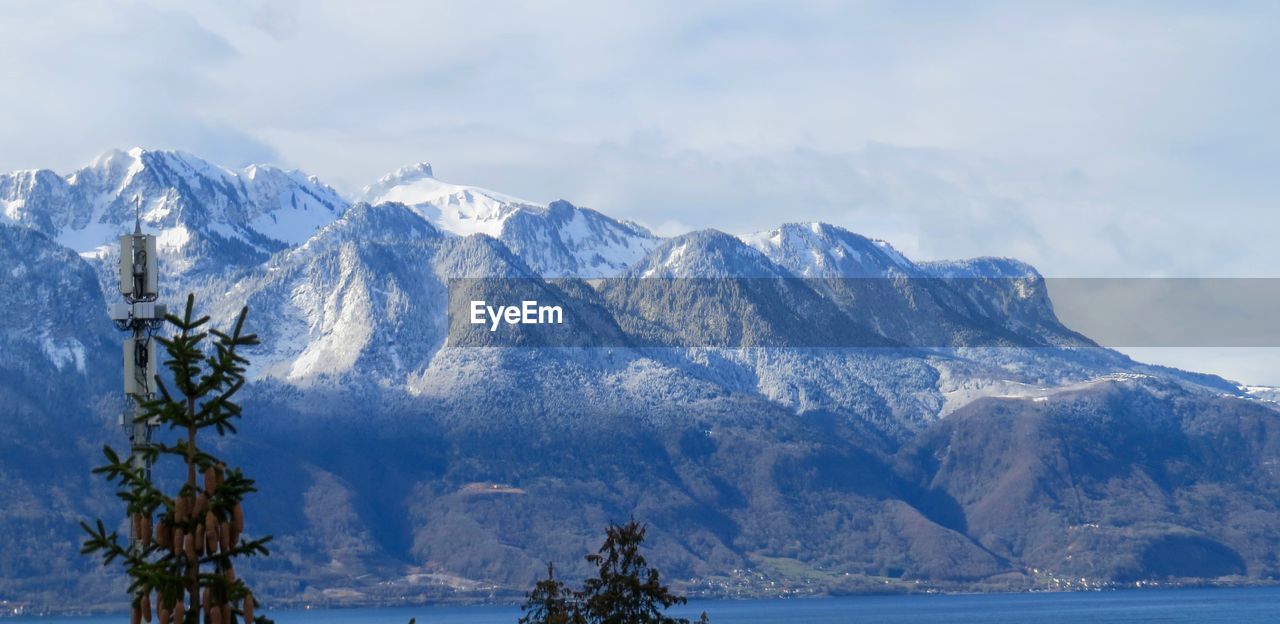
[{"x1": 108, "y1": 196, "x2": 166, "y2": 546}]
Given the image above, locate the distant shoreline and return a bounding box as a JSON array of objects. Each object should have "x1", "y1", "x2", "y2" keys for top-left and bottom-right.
[{"x1": 7, "y1": 579, "x2": 1280, "y2": 618}]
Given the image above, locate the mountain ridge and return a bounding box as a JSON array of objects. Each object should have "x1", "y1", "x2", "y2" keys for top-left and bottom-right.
[{"x1": 0, "y1": 149, "x2": 1276, "y2": 611}]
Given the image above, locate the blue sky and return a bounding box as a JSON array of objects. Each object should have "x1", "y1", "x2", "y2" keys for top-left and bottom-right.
[{"x1": 3, "y1": 1, "x2": 1279, "y2": 380}]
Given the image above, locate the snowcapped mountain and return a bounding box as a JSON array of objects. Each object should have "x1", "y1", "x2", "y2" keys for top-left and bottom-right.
[
  {"x1": 0, "y1": 149, "x2": 1227, "y2": 415},
  {"x1": 499, "y1": 200, "x2": 659, "y2": 278},
  {"x1": 0, "y1": 223, "x2": 116, "y2": 396},
  {"x1": 361, "y1": 163, "x2": 532, "y2": 237},
  {"x1": 0, "y1": 148, "x2": 348, "y2": 280},
  {"x1": 744, "y1": 222, "x2": 1089, "y2": 349},
  {"x1": 603, "y1": 231, "x2": 888, "y2": 349},
  {"x1": 633, "y1": 229, "x2": 791, "y2": 278},
  {"x1": 203, "y1": 201, "x2": 443, "y2": 385},
  {"x1": 0, "y1": 169, "x2": 77, "y2": 239},
  {"x1": 362, "y1": 163, "x2": 658, "y2": 277},
  {"x1": 2, "y1": 149, "x2": 1277, "y2": 610},
  {"x1": 742, "y1": 222, "x2": 917, "y2": 278},
  {"x1": 200, "y1": 201, "x2": 538, "y2": 387}
]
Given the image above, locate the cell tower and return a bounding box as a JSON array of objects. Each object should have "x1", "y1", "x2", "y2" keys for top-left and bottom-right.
[{"x1": 108, "y1": 196, "x2": 166, "y2": 545}]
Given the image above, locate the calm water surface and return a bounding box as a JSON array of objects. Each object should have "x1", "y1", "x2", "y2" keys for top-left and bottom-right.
[{"x1": 10, "y1": 587, "x2": 1279, "y2": 623}]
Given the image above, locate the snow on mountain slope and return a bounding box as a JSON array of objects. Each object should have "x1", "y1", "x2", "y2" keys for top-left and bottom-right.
[
  {"x1": 916, "y1": 257, "x2": 1093, "y2": 348},
  {"x1": 602, "y1": 230, "x2": 945, "y2": 431},
  {"x1": 607, "y1": 226, "x2": 1140, "y2": 434},
  {"x1": 203, "y1": 201, "x2": 546, "y2": 387},
  {"x1": 362, "y1": 163, "x2": 658, "y2": 277},
  {"x1": 0, "y1": 150, "x2": 1233, "y2": 428},
  {"x1": 361, "y1": 163, "x2": 535, "y2": 237},
  {"x1": 618, "y1": 228, "x2": 1088, "y2": 351},
  {"x1": 632, "y1": 229, "x2": 791, "y2": 279},
  {"x1": 0, "y1": 169, "x2": 77, "y2": 238},
  {"x1": 740, "y1": 223, "x2": 1093, "y2": 350},
  {"x1": 239, "y1": 163, "x2": 348, "y2": 245},
  {"x1": 204, "y1": 202, "x2": 444, "y2": 385},
  {"x1": 9, "y1": 150, "x2": 1280, "y2": 607},
  {"x1": 0, "y1": 148, "x2": 348, "y2": 280},
  {"x1": 0, "y1": 223, "x2": 116, "y2": 399},
  {"x1": 743, "y1": 222, "x2": 918, "y2": 278},
  {"x1": 499, "y1": 200, "x2": 658, "y2": 278}
]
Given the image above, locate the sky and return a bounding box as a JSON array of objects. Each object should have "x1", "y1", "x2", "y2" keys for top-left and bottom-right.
[{"x1": 2, "y1": 1, "x2": 1279, "y2": 381}]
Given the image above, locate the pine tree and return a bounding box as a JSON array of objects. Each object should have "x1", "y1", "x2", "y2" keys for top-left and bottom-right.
[
  {"x1": 519, "y1": 563, "x2": 586, "y2": 624},
  {"x1": 81, "y1": 294, "x2": 273, "y2": 623},
  {"x1": 579, "y1": 520, "x2": 707, "y2": 624}
]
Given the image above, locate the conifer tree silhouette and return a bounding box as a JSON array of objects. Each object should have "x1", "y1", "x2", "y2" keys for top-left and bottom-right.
[
  {"x1": 519, "y1": 563, "x2": 586, "y2": 624},
  {"x1": 580, "y1": 520, "x2": 705, "y2": 624},
  {"x1": 81, "y1": 295, "x2": 272, "y2": 623},
  {"x1": 522, "y1": 520, "x2": 709, "y2": 624}
]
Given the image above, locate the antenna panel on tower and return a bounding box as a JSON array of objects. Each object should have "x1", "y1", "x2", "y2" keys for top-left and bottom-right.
[{"x1": 118, "y1": 234, "x2": 159, "y2": 298}]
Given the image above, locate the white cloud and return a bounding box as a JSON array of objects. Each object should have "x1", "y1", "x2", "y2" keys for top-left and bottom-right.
[{"x1": 2, "y1": 1, "x2": 1280, "y2": 382}]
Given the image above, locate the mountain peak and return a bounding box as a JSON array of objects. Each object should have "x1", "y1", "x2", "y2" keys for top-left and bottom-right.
[
  {"x1": 87, "y1": 146, "x2": 141, "y2": 167},
  {"x1": 1, "y1": 148, "x2": 350, "y2": 278},
  {"x1": 75, "y1": 147, "x2": 235, "y2": 193},
  {"x1": 633, "y1": 229, "x2": 788, "y2": 278},
  {"x1": 360, "y1": 164, "x2": 541, "y2": 237},
  {"x1": 361, "y1": 162, "x2": 435, "y2": 200},
  {"x1": 394, "y1": 161, "x2": 434, "y2": 180},
  {"x1": 744, "y1": 221, "x2": 918, "y2": 278}
]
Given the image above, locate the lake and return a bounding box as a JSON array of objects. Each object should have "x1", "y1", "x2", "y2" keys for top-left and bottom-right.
[{"x1": 9, "y1": 587, "x2": 1279, "y2": 623}]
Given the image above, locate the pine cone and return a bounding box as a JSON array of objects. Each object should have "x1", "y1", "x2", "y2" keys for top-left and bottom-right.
[
  {"x1": 141, "y1": 515, "x2": 153, "y2": 548},
  {"x1": 156, "y1": 520, "x2": 170, "y2": 550},
  {"x1": 205, "y1": 511, "x2": 218, "y2": 552},
  {"x1": 206, "y1": 523, "x2": 218, "y2": 555}
]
